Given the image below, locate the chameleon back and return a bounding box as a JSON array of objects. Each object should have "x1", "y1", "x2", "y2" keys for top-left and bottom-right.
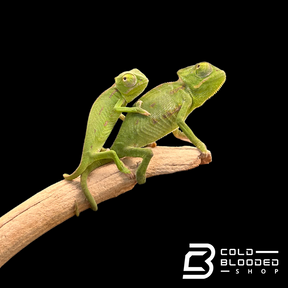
[
  {"x1": 82, "y1": 85, "x2": 122, "y2": 156},
  {"x1": 111, "y1": 81, "x2": 185, "y2": 151}
]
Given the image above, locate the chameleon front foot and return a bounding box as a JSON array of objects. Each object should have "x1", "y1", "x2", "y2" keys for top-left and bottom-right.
[
  {"x1": 135, "y1": 100, "x2": 151, "y2": 116},
  {"x1": 199, "y1": 150, "x2": 212, "y2": 164},
  {"x1": 136, "y1": 108, "x2": 151, "y2": 116},
  {"x1": 199, "y1": 150, "x2": 210, "y2": 158}
]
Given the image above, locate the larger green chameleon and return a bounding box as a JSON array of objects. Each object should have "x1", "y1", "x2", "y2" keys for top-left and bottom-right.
[
  {"x1": 81, "y1": 62, "x2": 226, "y2": 211},
  {"x1": 63, "y1": 69, "x2": 149, "y2": 197}
]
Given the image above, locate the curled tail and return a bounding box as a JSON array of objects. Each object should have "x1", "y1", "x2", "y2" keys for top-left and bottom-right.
[
  {"x1": 63, "y1": 168, "x2": 85, "y2": 181},
  {"x1": 63, "y1": 159, "x2": 89, "y2": 181}
]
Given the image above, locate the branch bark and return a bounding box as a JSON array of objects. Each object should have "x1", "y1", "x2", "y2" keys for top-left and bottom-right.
[{"x1": 0, "y1": 146, "x2": 211, "y2": 267}]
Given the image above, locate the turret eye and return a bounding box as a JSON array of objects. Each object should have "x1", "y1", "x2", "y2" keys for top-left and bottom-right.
[
  {"x1": 122, "y1": 73, "x2": 137, "y2": 87},
  {"x1": 195, "y1": 62, "x2": 212, "y2": 78}
]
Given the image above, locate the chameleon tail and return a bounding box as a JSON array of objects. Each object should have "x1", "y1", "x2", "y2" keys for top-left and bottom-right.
[{"x1": 63, "y1": 162, "x2": 88, "y2": 181}]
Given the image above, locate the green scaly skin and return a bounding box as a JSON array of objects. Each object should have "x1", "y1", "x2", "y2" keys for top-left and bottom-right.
[
  {"x1": 63, "y1": 69, "x2": 149, "y2": 211},
  {"x1": 81, "y1": 62, "x2": 226, "y2": 211}
]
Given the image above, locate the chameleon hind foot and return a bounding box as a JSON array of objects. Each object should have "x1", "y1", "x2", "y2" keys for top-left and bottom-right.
[
  {"x1": 75, "y1": 200, "x2": 80, "y2": 217},
  {"x1": 113, "y1": 145, "x2": 153, "y2": 185},
  {"x1": 136, "y1": 172, "x2": 147, "y2": 185}
]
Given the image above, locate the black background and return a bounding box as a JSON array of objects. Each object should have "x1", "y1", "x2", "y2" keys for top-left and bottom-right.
[{"x1": 0, "y1": 4, "x2": 284, "y2": 286}]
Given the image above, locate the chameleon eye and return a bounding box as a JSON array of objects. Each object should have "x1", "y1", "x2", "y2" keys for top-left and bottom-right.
[
  {"x1": 122, "y1": 73, "x2": 137, "y2": 87},
  {"x1": 195, "y1": 62, "x2": 213, "y2": 78}
]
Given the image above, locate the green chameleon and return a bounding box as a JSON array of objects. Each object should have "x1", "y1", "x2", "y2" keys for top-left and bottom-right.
[
  {"x1": 80, "y1": 62, "x2": 226, "y2": 211},
  {"x1": 63, "y1": 69, "x2": 150, "y2": 210}
]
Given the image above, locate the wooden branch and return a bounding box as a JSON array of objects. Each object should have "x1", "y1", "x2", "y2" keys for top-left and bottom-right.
[{"x1": 0, "y1": 146, "x2": 211, "y2": 267}]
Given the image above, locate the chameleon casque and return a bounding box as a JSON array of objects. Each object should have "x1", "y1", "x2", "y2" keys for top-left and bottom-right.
[
  {"x1": 80, "y1": 62, "x2": 226, "y2": 211},
  {"x1": 63, "y1": 69, "x2": 150, "y2": 210}
]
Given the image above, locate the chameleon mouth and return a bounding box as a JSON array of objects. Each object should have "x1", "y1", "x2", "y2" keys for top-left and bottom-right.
[
  {"x1": 210, "y1": 70, "x2": 226, "y2": 98},
  {"x1": 217, "y1": 71, "x2": 226, "y2": 88},
  {"x1": 136, "y1": 80, "x2": 149, "y2": 92}
]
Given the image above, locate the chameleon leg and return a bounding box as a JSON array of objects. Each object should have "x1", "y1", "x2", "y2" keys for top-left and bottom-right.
[
  {"x1": 114, "y1": 145, "x2": 153, "y2": 184},
  {"x1": 80, "y1": 168, "x2": 98, "y2": 211},
  {"x1": 177, "y1": 120, "x2": 207, "y2": 154},
  {"x1": 114, "y1": 98, "x2": 151, "y2": 116},
  {"x1": 176, "y1": 98, "x2": 208, "y2": 155},
  {"x1": 89, "y1": 150, "x2": 132, "y2": 175},
  {"x1": 172, "y1": 128, "x2": 191, "y2": 143},
  {"x1": 80, "y1": 150, "x2": 133, "y2": 211}
]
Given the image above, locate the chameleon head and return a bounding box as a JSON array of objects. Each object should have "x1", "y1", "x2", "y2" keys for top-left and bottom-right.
[
  {"x1": 115, "y1": 69, "x2": 149, "y2": 103},
  {"x1": 177, "y1": 62, "x2": 226, "y2": 109}
]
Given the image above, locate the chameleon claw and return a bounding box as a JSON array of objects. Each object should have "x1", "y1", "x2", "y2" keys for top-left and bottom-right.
[
  {"x1": 199, "y1": 150, "x2": 212, "y2": 164},
  {"x1": 135, "y1": 100, "x2": 150, "y2": 116},
  {"x1": 126, "y1": 171, "x2": 136, "y2": 180},
  {"x1": 121, "y1": 166, "x2": 135, "y2": 179},
  {"x1": 135, "y1": 107, "x2": 150, "y2": 116},
  {"x1": 142, "y1": 110, "x2": 151, "y2": 116}
]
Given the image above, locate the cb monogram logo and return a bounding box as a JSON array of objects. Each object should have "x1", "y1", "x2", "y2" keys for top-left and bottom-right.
[{"x1": 183, "y1": 243, "x2": 215, "y2": 279}]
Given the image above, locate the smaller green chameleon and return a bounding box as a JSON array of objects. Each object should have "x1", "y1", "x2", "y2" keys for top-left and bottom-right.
[{"x1": 63, "y1": 69, "x2": 150, "y2": 211}]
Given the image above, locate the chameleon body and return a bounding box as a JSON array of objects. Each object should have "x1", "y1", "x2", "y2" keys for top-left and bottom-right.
[
  {"x1": 81, "y1": 62, "x2": 226, "y2": 211},
  {"x1": 63, "y1": 69, "x2": 149, "y2": 210}
]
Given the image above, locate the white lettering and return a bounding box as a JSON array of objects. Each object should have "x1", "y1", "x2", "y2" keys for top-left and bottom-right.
[
  {"x1": 272, "y1": 259, "x2": 279, "y2": 266},
  {"x1": 247, "y1": 248, "x2": 253, "y2": 256},
  {"x1": 238, "y1": 249, "x2": 244, "y2": 256},
  {"x1": 263, "y1": 259, "x2": 270, "y2": 266},
  {"x1": 220, "y1": 248, "x2": 254, "y2": 256},
  {"x1": 221, "y1": 249, "x2": 227, "y2": 256},
  {"x1": 246, "y1": 259, "x2": 253, "y2": 266},
  {"x1": 221, "y1": 259, "x2": 227, "y2": 266},
  {"x1": 255, "y1": 259, "x2": 261, "y2": 266},
  {"x1": 238, "y1": 259, "x2": 245, "y2": 266}
]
